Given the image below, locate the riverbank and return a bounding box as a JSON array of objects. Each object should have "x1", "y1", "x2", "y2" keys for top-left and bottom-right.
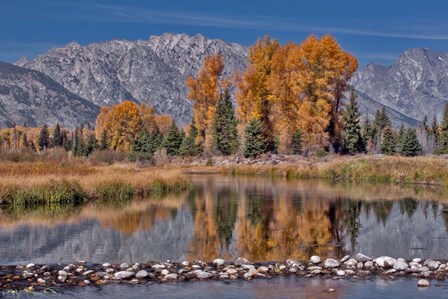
[
  {"x1": 1, "y1": 254, "x2": 445, "y2": 293},
  {"x1": 0, "y1": 162, "x2": 190, "y2": 206},
  {"x1": 181, "y1": 155, "x2": 448, "y2": 186}
]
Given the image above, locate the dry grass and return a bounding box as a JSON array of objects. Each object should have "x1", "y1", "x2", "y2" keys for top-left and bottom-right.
[
  {"x1": 0, "y1": 161, "x2": 190, "y2": 206},
  {"x1": 183, "y1": 155, "x2": 448, "y2": 187}
]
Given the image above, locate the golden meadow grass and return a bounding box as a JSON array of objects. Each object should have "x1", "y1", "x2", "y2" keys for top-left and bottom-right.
[
  {"x1": 0, "y1": 162, "x2": 190, "y2": 206},
  {"x1": 183, "y1": 155, "x2": 448, "y2": 186}
]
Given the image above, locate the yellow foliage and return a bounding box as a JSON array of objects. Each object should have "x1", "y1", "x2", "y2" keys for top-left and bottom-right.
[{"x1": 186, "y1": 54, "x2": 224, "y2": 149}]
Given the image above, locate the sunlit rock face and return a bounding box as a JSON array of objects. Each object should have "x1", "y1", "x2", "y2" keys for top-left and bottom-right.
[
  {"x1": 351, "y1": 48, "x2": 448, "y2": 127},
  {"x1": 17, "y1": 33, "x2": 248, "y2": 127},
  {"x1": 0, "y1": 60, "x2": 98, "y2": 129}
]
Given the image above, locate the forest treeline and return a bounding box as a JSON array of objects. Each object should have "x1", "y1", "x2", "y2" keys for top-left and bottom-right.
[{"x1": 0, "y1": 34, "x2": 446, "y2": 161}]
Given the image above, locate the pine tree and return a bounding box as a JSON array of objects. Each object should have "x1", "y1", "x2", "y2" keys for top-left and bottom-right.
[
  {"x1": 38, "y1": 124, "x2": 50, "y2": 151},
  {"x1": 85, "y1": 135, "x2": 97, "y2": 156},
  {"x1": 53, "y1": 123, "x2": 62, "y2": 147},
  {"x1": 381, "y1": 127, "x2": 396, "y2": 155},
  {"x1": 162, "y1": 121, "x2": 183, "y2": 156},
  {"x1": 179, "y1": 124, "x2": 203, "y2": 157},
  {"x1": 212, "y1": 90, "x2": 239, "y2": 155},
  {"x1": 99, "y1": 130, "x2": 108, "y2": 150},
  {"x1": 373, "y1": 108, "x2": 391, "y2": 152},
  {"x1": 396, "y1": 122, "x2": 405, "y2": 153},
  {"x1": 244, "y1": 119, "x2": 265, "y2": 158},
  {"x1": 132, "y1": 128, "x2": 163, "y2": 160},
  {"x1": 291, "y1": 130, "x2": 303, "y2": 155},
  {"x1": 438, "y1": 104, "x2": 448, "y2": 154},
  {"x1": 341, "y1": 88, "x2": 365, "y2": 155},
  {"x1": 400, "y1": 128, "x2": 421, "y2": 157}
]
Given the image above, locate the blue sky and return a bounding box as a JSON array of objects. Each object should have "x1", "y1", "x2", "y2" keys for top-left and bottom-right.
[{"x1": 2, "y1": 0, "x2": 448, "y2": 68}]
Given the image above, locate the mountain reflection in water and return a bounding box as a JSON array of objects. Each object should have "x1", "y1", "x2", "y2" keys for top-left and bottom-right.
[{"x1": 0, "y1": 176, "x2": 448, "y2": 264}]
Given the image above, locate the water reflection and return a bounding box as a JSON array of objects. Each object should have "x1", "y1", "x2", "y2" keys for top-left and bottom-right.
[{"x1": 0, "y1": 176, "x2": 448, "y2": 264}]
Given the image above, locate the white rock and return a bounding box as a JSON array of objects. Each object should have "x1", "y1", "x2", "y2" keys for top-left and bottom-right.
[
  {"x1": 418, "y1": 279, "x2": 430, "y2": 287},
  {"x1": 413, "y1": 258, "x2": 422, "y2": 263},
  {"x1": 235, "y1": 257, "x2": 249, "y2": 265},
  {"x1": 364, "y1": 261, "x2": 374, "y2": 268},
  {"x1": 258, "y1": 266, "x2": 269, "y2": 273},
  {"x1": 165, "y1": 273, "x2": 178, "y2": 280},
  {"x1": 181, "y1": 261, "x2": 190, "y2": 267},
  {"x1": 324, "y1": 258, "x2": 340, "y2": 268},
  {"x1": 161, "y1": 269, "x2": 169, "y2": 276},
  {"x1": 114, "y1": 271, "x2": 135, "y2": 279},
  {"x1": 152, "y1": 264, "x2": 166, "y2": 270},
  {"x1": 195, "y1": 270, "x2": 212, "y2": 279},
  {"x1": 26, "y1": 263, "x2": 35, "y2": 269},
  {"x1": 393, "y1": 261, "x2": 408, "y2": 271},
  {"x1": 120, "y1": 263, "x2": 129, "y2": 270},
  {"x1": 355, "y1": 253, "x2": 372, "y2": 262},
  {"x1": 310, "y1": 256, "x2": 321, "y2": 264},
  {"x1": 83, "y1": 270, "x2": 94, "y2": 276},
  {"x1": 344, "y1": 258, "x2": 358, "y2": 267},
  {"x1": 213, "y1": 259, "x2": 225, "y2": 266},
  {"x1": 428, "y1": 261, "x2": 440, "y2": 271},
  {"x1": 340, "y1": 255, "x2": 350, "y2": 263},
  {"x1": 135, "y1": 270, "x2": 149, "y2": 279},
  {"x1": 57, "y1": 275, "x2": 67, "y2": 282},
  {"x1": 102, "y1": 263, "x2": 111, "y2": 268},
  {"x1": 357, "y1": 262, "x2": 364, "y2": 269},
  {"x1": 336, "y1": 270, "x2": 345, "y2": 276},
  {"x1": 37, "y1": 278, "x2": 45, "y2": 284},
  {"x1": 226, "y1": 268, "x2": 238, "y2": 275},
  {"x1": 58, "y1": 270, "x2": 67, "y2": 277},
  {"x1": 375, "y1": 256, "x2": 396, "y2": 268}
]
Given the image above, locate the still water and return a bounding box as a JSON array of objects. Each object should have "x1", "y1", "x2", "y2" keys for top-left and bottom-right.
[{"x1": 0, "y1": 176, "x2": 448, "y2": 264}]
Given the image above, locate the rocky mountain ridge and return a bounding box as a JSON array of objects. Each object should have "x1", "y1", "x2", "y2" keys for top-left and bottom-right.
[{"x1": 2, "y1": 33, "x2": 447, "y2": 129}]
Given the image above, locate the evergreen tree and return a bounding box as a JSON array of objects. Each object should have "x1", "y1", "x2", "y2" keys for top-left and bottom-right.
[
  {"x1": 99, "y1": 130, "x2": 108, "y2": 150},
  {"x1": 162, "y1": 121, "x2": 183, "y2": 156},
  {"x1": 341, "y1": 88, "x2": 365, "y2": 155},
  {"x1": 53, "y1": 123, "x2": 63, "y2": 147},
  {"x1": 400, "y1": 128, "x2": 421, "y2": 157},
  {"x1": 432, "y1": 115, "x2": 439, "y2": 141},
  {"x1": 244, "y1": 119, "x2": 265, "y2": 158},
  {"x1": 62, "y1": 131, "x2": 71, "y2": 151},
  {"x1": 38, "y1": 124, "x2": 50, "y2": 151},
  {"x1": 132, "y1": 128, "x2": 163, "y2": 160},
  {"x1": 179, "y1": 124, "x2": 203, "y2": 157},
  {"x1": 291, "y1": 130, "x2": 303, "y2": 155},
  {"x1": 85, "y1": 135, "x2": 97, "y2": 156},
  {"x1": 71, "y1": 130, "x2": 79, "y2": 156},
  {"x1": 381, "y1": 127, "x2": 396, "y2": 155},
  {"x1": 396, "y1": 122, "x2": 405, "y2": 153},
  {"x1": 211, "y1": 90, "x2": 239, "y2": 155},
  {"x1": 373, "y1": 108, "x2": 391, "y2": 152},
  {"x1": 439, "y1": 103, "x2": 448, "y2": 154},
  {"x1": 422, "y1": 115, "x2": 429, "y2": 132}
]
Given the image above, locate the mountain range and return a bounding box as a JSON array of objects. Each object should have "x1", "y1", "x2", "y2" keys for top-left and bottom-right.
[{"x1": 0, "y1": 33, "x2": 446, "y2": 129}]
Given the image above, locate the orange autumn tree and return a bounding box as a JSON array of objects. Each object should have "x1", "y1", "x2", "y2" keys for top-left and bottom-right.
[
  {"x1": 186, "y1": 53, "x2": 224, "y2": 149},
  {"x1": 237, "y1": 36, "x2": 280, "y2": 153},
  {"x1": 95, "y1": 101, "x2": 143, "y2": 151},
  {"x1": 265, "y1": 34, "x2": 358, "y2": 153},
  {"x1": 296, "y1": 35, "x2": 358, "y2": 152}
]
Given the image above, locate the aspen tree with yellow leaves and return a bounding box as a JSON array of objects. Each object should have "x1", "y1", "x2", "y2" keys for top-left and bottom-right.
[{"x1": 186, "y1": 54, "x2": 224, "y2": 150}]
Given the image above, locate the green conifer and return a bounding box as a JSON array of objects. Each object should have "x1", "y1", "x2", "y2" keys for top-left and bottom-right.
[
  {"x1": 381, "y1": 127, "x2": 396, "y2": 155},
  {"x1": 162, "y1": 121, "x2": 183, "y2": 156},
  {"x1": 243, "y1": 119, "x2": 265, "y2": 158},
  {"x1": 400, "y1": 128, "x2": 421, "y2": 157},
  {"x1": 291, "y1": 130, "x2": 303, "y2": 155},
  {"x1": 341, "y1": 88, "x2": 365, "y2": 155},
  {"x1": 212, "y1": 90, "x2": 239, "y2": 155},
  {"x1": 38, "y1": 124, "x2": 50, "y2": 151},
  {"x1": 179, "y1": 124, "x2": 203, "y2": 157},
  {"x1": 52, "y1": 123, "x2": 63, "y2": 147}
]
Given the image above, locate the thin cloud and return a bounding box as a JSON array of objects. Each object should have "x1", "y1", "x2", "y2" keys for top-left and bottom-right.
[{"x1": 45, "y1": 2, "x2": 448, "y2": 41}]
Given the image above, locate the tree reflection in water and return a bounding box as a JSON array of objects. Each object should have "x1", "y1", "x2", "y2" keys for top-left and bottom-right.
[{"x1": 2, "y1": 176, "x2": 448, "y2": 262}]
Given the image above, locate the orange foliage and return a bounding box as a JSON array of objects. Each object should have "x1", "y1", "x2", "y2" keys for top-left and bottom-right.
[{"x1": 186, "y1": 54, "x2": 224, "y2": 149}]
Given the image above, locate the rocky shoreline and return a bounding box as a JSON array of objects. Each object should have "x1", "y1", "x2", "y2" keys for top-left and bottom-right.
[{"x1": 2, "y1": 254, "x2": 445, "y2": 293}]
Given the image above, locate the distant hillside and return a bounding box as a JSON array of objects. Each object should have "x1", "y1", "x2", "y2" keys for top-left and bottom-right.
[{"x1": 0, "y1": 60, "x2": 99, "y2": 129}]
